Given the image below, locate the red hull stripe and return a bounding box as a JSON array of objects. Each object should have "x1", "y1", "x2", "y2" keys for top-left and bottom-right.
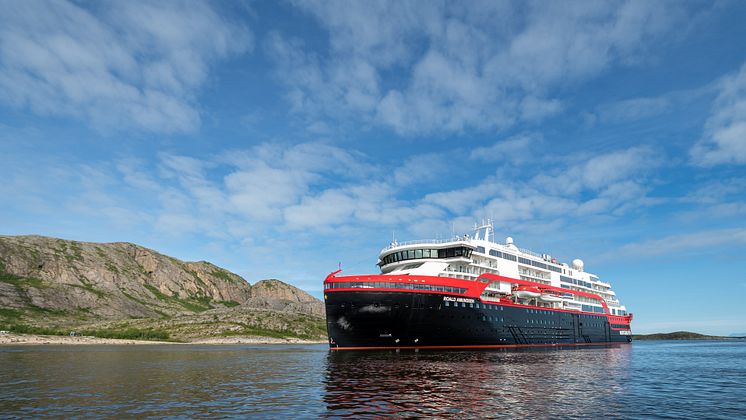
[
  {"x1": 330, "y1": 341, "x2": 631, "y2": 351},
  {"x1": 326, "y1": 287, "x2": 630, "y2": 320}
]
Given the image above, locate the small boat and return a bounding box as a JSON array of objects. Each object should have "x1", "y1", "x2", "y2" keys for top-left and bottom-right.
[
  {"x1": 539, "y1": 293, "x2": 562, "y2": 302},
  {"x1": 513, "y1": 286, "x2": 541, "y2": 299}
]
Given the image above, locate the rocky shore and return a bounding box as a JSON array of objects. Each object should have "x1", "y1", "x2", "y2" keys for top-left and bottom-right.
[{"x1": 0, "y1": 332, "x2": 326, "y2": 346}]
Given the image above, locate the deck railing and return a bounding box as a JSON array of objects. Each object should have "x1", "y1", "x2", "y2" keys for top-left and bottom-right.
[{"x1": 380, "y1": 238, "x2": 468, "y2": 252}]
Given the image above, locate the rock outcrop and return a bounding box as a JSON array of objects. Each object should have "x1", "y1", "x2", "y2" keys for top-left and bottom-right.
[
  {"x1": 0, "y1": 235, "x2": 324, "y2": 326},
  {"x1": 248, "y1": 279, "x2": 325, "y2": 317}
]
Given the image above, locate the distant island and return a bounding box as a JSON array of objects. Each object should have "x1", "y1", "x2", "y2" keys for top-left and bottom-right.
[
  {"x1": 632, "y1": 331, "x2": 746, "y2": 340},
  {"x1": 0, "y1": 235, "x2": 327, "y2": 343}
]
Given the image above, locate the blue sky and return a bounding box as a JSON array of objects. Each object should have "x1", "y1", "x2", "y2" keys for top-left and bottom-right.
[{"x1": 1, "y1": 0, "x2": 746, "y2": 335}]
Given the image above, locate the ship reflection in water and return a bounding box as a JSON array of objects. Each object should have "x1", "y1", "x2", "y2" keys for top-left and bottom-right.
[{"x1": 324, "y1": 345, "x2": 632, "y2": 418}]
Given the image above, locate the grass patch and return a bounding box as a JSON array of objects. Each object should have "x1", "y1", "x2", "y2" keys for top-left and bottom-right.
[
  {"x1": 122, "y1": 290, "x2": 148, "y2": 306},
  {"x1": 0, "y1": 308, "x2": 22, "y2": 321},
  {"x1": 0, "y1": 272, "x2": 46, "y2": 289},
  {"x1": 68, "y1": 242, "x2": 84, "y2": 262},
  {"x1": 120, "y1": 290, "x2": 169, "y2": 318},
  {"x1": 222, "y1": 325, "x2": 323, "y2": 340},
  {"x1": 145, "y1": 284, "x2": 170, "y2": 301},
  {"x1": 104, "y1": 261, "x2": 119, "y2": 274},
  {"x1": 145, "y1": 284, "x2": 213, "y2": 313},
  {"x1": 53, "y1": 240, "x2": 83, "y2": 263},
  {"x1": 95, "y1": 246, "x2": 107, "y2": 259},
  {"x1": 218, "y1": 300, "x2": 240, "y2": 308},
  {"x1": 1, "y1": 324, "x2": 171, "y2": 341},
  {"x1": 221, "y1": 315, "x2": 327, "y2": 340},
  {"x1": 221, "y1": 325, "x2": 295, "y2": 340},
  {"x1": 68, "y1": 284, "x2": 107, "y2": 299},
  {"x1": 177, "y1": 297, "x2": 213, "y2": 313},
  {"x1": 187, "y1": 269, "x2": 209, "y2": 289},
  {"x1": 80, "y1": 327, "x2": 170, "y2": 341},
  {"x1": 210, "y1": 269, "x2": 238, "y2": 283},
  {"x1": 69, "y1": 276, "x2": 107, "y2": 298},
  {"x1": 25, "y1": 305, "x2": 69, "y2": 317},
  {"x1": 260, "y1": 280, "x2": 277, "y2": 289},
  {"x1": 0, "y1": 324, "x2": 67, "y2": 336}
]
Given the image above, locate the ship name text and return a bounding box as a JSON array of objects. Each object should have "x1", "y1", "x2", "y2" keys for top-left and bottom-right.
[{"x1": 443, "y1": 296, "x2": 475, "y2": 304}]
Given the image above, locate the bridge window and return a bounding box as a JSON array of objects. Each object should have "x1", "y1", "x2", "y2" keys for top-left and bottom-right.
[{"x1": 381, "y1": 246, "x2": 474, "y2": 266}]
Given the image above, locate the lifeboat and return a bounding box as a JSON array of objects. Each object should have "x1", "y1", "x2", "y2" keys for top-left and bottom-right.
[
  {"x1": 539, "y1": 293, "x2": 563, "y2": 303},
  {"x1": 513, "y1": 286, "x2": 541, "y2": 299}
]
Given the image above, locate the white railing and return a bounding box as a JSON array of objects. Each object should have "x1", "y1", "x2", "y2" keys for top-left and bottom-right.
[
  {"x1": 380, "y1": 237, "x2": 468, "y2": 252},
  {"x1": 518, "y1": 247, "x2": 543, "y2": 258}
]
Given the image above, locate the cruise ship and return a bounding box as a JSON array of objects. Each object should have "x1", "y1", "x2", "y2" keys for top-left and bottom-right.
[{"x1": 324, "y1": 221, "x2": 632, "y2": 350}]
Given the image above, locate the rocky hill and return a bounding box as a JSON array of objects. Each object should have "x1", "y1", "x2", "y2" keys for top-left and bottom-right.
[
  {"x1": 0, "y1": 235, "x2": 325, "y2": 340},
  {"x1": 631, "y1": 331, "x2": 746, "y2": 340}
]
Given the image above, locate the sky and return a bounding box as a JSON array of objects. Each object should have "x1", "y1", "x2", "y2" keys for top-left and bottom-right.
[{"x1": 1, "y1": 0, "x2": 746, "y2": 335}]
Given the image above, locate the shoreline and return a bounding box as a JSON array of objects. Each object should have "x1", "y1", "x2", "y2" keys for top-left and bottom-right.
[{"x1": 0, "y1": 333, "x2": 327, "y2": 346}]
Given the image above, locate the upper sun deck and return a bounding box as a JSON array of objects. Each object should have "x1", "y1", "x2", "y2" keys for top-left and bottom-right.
[
  {"x1": 378, "y1": 221, "x2": 594, "y2": 278},
  {"x1": 380, "y1": 237, "x2": 474, "y2": 253}
]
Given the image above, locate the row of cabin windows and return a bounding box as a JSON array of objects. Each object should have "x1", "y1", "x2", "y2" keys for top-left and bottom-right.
[
  {"x1": 380, "y1": 247, "x2": 474, "y2": 266},
  {"x1": 561, "y1": 275, "x2": 593, "y2": 289},
  {"x1": 444, "y1": 301, "x2": 505, "y2": 310},
  {"x1": 581, "y1": 304, "x2": 606, "y2": 314},
  {"x1": 324, "y1": 281, "x2": 467, "y2": 294},
  {"x1": 477, "y1": 247, "x2": 563, "y2": 273},
  {"x1": 611, "y1": 309, "x2": 627, "y2": 316},
  {"x1": 488, "y1": 249, "x2": 517, "y2": 261},
  {"x1": 526, "y1": 318, "x2": 556, "y2": 325}
]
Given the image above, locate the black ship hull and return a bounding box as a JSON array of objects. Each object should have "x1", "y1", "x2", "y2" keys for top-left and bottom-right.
[{"x1": 325, "y1": 291, "x2": 631, "y2": 349}]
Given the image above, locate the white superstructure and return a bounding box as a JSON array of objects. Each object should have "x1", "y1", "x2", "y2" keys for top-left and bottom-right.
[{"x1": 377, "y1": 221, "x2": 629, "y2": 316}]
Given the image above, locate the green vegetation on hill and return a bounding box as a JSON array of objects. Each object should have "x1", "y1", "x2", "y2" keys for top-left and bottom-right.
[
  {"x1": 144, "y1": 284, "x2": 214, "y2": 313},
  {"x1": 0, "y1": 271, "x2": 46, "y2": 289},
  {"x1": 0, "y1": 323, "x2": 171, "y2": 341}
]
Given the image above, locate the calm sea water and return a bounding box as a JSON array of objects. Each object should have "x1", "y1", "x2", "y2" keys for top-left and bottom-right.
[{"x1": 1, "y1": 341, "x2": 744, "y2": 418}]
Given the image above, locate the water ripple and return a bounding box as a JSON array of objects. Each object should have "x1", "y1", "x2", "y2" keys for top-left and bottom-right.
[{"x1": 0, "y1": 341, "x2": 744, "y2": 418}]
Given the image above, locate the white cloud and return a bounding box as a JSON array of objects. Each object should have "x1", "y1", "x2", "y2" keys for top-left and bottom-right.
[
  {"x1": 469, "y1": 133, "x2": 538, "y2": 163},
  {"x1": 0, "y1": 0, "x2": 251, "y2": 133},
  {"x1": 691, "y1": 62, "x2": 746, "y2": 165},
  {"x1": 271, "y1": 1, "x2": 686, "y2": 135},
  {"x1": 393, "y1": 153, "x2": 450, "y2": 186},
  {"x1": 611, "y1": 228, "x2": 746, "y2": 258},
  {"x1": 532, "y1": 146, "x2": 660, "y2": 195}
]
